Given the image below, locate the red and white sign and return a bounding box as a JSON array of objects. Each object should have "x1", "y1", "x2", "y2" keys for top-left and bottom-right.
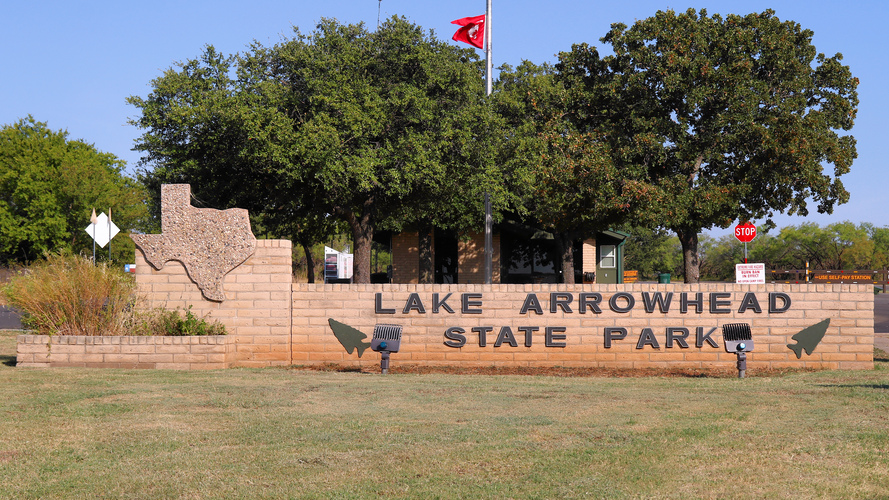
[
  {"x1": 735, "y1": 263, "x2": 765, "y2": 284},
  {"x1": 734, "y1": 222, "x2": 757, "y2": 243}
]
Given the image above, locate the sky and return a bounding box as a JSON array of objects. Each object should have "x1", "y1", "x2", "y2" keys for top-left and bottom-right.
[{"x1": 2, "y1": 0, "x2": 886, "y2": 239}]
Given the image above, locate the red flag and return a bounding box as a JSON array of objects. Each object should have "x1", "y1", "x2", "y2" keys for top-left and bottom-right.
[{"x1": 451, "y1": 14, "x2": 485, "y2": 49}]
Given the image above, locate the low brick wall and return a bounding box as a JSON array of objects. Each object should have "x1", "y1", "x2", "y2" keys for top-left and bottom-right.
[
  {"x1": 292, "y1": 283, "x2": 874, "y2": 371},
  {"x1": 16, "y1": 335, "x2": 234, "y2": 369}
]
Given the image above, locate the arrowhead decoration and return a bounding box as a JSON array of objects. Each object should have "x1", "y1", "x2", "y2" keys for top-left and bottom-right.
[
  {"x1": 328, "y1": 319, "x2": 371, "y2": 357},
  {"x1": 787, "y1": 318, "x2": 830, "y2": 359}
]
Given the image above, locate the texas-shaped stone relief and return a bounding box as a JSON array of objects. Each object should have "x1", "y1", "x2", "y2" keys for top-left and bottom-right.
[{"x1": 131, "y1": 184, "x2": 256, "y2": 302}]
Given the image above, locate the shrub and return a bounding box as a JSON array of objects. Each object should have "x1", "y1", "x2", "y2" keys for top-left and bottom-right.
[
  {"x1": 138, "y1": 306, "x2": 227, "y2": 336},
  {"x1": 2, "y1": 252, "x2": 225, "y2": 336}
]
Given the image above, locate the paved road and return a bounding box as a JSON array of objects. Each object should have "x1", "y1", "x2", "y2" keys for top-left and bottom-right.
[{"x1": 0, "y1": 306, "x2": 22, "y2": 330}]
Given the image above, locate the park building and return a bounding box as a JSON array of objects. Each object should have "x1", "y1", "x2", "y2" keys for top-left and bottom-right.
[{"x1": 369, "y1": 227, "x2": 629, "y2": 285}]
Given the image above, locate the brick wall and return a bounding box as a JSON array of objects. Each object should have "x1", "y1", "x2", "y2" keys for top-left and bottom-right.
[
  {"x1": 392, "y1": 231, "x2": 502, "y2": 284},
  {"x1": 134, "y1": 239, "x2": 293, "y2": 367},
  {"x1": 112, "y1": 240, "x2": 876, "y2": 372},
  {"x1": 582, "y1": 239, "x2": 597, "y2": 277},
  {"x1": 291, "y1": 283, "x2": 874, "y2": 371},
  {"x1": 16, "y1": 335, "x2": 233, "y2": 369}
]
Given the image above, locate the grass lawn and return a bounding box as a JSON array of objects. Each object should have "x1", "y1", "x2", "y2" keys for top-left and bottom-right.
[{"x1": 1, "y1": 330, "x2": 887, "y2": 499}]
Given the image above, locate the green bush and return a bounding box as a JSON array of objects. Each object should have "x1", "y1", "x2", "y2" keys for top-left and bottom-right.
[
  {"x1": 2, "y1": 252, "x2": 225, "y2": 336},
  {"x1": 141, "y1": 306, "x2": 226, "y2": 336}
]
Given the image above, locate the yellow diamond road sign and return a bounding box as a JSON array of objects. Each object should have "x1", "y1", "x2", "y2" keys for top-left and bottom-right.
[{"x1": 85, "y1": 212, "x2": 119, "y2": 248}]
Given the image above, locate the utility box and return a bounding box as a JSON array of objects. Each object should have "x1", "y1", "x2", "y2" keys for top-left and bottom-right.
[{"x1": 324, "y1": 246, "x2": 354, "y2": 283}]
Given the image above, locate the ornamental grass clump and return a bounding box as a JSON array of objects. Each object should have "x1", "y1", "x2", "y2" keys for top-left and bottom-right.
[
  {"x1": 3, "y1": 253, "x2": 136, "y2": 336},
  {"x1": 2, "y1": 252, "x2": 226, "y2": 336}
]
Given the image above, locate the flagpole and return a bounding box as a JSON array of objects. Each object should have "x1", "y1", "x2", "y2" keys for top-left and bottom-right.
[
  {"x1": 485, "y1": 0, "x2": 492, "y2": 96},
  {"x1": 483, "y1": 0, "x2": 493, "y2": 284}
]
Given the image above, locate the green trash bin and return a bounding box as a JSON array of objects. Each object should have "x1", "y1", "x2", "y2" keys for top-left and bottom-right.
[{"x1": 658, "y1": 273, "x2": 671, "y2": 284}]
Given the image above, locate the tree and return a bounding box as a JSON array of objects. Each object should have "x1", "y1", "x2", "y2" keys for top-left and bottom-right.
[
  {"x1": 865, "y1": 224, "x2": 889, "y2": 270},
  {"x1": 493, "y1": 62, "x2": 657, "y2": 283},
  {"x1": 557, "y1": 9, "x2": 858, "y2": 282},
  {"x1": 0, "y1": 117, "x2": 147, "y2": 264},
  {"x1": 619, "y1": 226, "x2": 682, "y2": 280},
  {"x1": 777, "y1": 222, "x2": 873, "y2": 270},
  {"x1": 129, "y1": 18, "x2": 496, "y2": 283}
]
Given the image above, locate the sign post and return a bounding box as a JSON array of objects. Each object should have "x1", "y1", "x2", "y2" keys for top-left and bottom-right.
[
  {"x1": 85, "y1": 210, "x2": 119, "y2": 263},
  {"x1": 734, "y1": 222, "x2": 757, "y2": 263}
]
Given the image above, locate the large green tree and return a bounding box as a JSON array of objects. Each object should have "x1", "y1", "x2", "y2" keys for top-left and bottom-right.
[
  {"x1": 130, "y1": 17, "x2": 497, "y2": 283},
  {"x1": 557, "y1": 9, "x2": 858, "y2": 282},
  {"x1": 0, "y1": 117, "x2": 147, "y2": 264},
  {"x1": 493, "y1": 62, "x2": 657, "y2": 283}
]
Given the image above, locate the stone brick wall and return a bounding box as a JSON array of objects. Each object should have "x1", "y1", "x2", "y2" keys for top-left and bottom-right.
[
  {"x1": 291, "y1": 283, "x2": 874, "y2": 371},
  {"x1": 16, "y1": 335, "x2": 233, "y2": 369},
  {"x1": 134, "y1": 239, "x2": 293, "y2": 367},
  {"x1": 61, "y1": 236, "x2": 872, "y2": 372}
]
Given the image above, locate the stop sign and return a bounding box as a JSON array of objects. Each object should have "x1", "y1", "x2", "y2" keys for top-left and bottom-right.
[{"x1": 735, "y1": 222, "x2": 757, "y2": 243}]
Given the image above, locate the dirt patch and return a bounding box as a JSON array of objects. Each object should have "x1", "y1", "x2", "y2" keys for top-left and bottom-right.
[{"x1": 288, "y1": 363, "x2": 820, "y2": 378}]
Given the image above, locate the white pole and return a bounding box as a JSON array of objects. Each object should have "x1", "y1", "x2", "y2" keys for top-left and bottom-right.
[
  {"x1": 483, "y1": 0, "x2": 493, "y2": 282},
  {"x1": 90, "y1": 208, "x2": 97, "y2": 264},
  {"x1": 486, "y1": 0, "x2": 492, "y2": 96}
]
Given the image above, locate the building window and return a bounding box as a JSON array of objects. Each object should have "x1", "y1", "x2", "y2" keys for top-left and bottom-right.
[
  {"x1": 503, "y1": 237, "x2": 556, "y2": 284},
  {"x1": 599, "y1": 245, "x2": 616, "y2": 268}
]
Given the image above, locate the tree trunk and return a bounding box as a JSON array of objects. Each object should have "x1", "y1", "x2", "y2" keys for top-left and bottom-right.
[
  {"x1": 351, "y1": 218, "x2": 373, "y2": 284},
  {"x1": 301, "y1": 240, "x2": 316, "y2": 283},
  {"x1": 554, "y1": 232, "x2": 576, "y2": 285},
  {"x1": 340, "y1": 200, "x2": 374, "y2": 284},
  {"x1": 418, "y1": 220, "x2": 434, "y2": 284},
  {"x1": 676, "y1": 227, "x2": 700, "y2": 283}
]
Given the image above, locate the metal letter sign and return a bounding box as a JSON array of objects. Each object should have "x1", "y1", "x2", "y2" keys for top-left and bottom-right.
[{"x1": 734, "y1": 222, "x2": 757, "y2": 243}]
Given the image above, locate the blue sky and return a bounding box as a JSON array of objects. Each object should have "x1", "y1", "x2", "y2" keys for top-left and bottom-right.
[{"x1": 2, "y1": 0, "x2": 886, "y2": 237}]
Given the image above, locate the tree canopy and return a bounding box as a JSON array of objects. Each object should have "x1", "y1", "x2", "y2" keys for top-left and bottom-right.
[
  {"x1": 0, "y1": 117, "x2": 147, "y2": 264},
  {"x1": 130, "y1": 17, "x2": 498, "y2": 283},
  {"x1": 557, "y1": 9, "x2": 859, "y2": 282},
  {"x1": 130, "y1": 11, "x2": 862, "y2": 284},
  {"x1": 492, "y1": 62, "x2": 658, "y2": 283}
]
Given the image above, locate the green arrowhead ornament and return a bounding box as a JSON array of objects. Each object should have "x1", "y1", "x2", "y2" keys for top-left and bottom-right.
[
  {"x1": 787, "y1": 318, "x2": 830, "y2": 359},
  {"x1": 328, "y1": 319, "x2": 372, "y2": 357}
]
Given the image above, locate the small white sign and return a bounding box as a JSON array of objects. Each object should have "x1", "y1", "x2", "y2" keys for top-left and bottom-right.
[
  {"x1": 85, "y1": 212, "x2": 120, "y2": 248},
  {"x1": 736, "y1": 263, "x2": 765, "y2": 284}
]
